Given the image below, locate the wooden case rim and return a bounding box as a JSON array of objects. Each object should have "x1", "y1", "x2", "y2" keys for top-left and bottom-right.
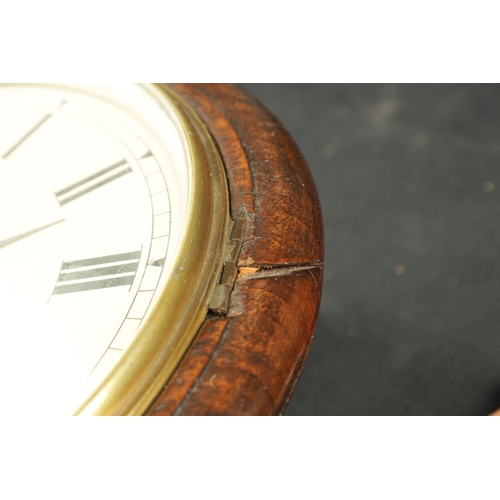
[{"x1": 146, "y1": 84, "x2": 324, "y2": 416}]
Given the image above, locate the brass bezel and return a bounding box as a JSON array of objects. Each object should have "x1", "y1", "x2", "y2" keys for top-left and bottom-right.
[{"x1": 75, "y1": 85, "x2": 230, "y2": 415}]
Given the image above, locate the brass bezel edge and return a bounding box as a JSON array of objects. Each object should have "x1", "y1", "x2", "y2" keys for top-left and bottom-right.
[{"x1": 75, "y1": 84, "x2": 230, "y2": 415}]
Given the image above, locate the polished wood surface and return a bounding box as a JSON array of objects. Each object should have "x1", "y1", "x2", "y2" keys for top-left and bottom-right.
[{"x1": 146, "y1": 84, "x2": 323, "y2": 415}]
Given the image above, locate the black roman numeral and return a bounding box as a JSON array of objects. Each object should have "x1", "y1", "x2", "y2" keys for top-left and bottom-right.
[
  {"x1": 54, "y1": 159, "x2": 132, "y2": 206},
  {"x1": 52, "y1": 250, "x2": 141, "y2": 295}
]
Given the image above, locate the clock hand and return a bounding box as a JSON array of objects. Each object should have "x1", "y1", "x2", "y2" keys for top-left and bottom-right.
[
  {"x1": 1, "y1": 113, "x2": 52, "y2": 159},
  {"x1": 0, "y1": 219, "x2": 65, "y2": 249}
]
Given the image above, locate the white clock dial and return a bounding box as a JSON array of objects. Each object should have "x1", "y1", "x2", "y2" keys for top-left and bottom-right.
[{"x1": 0, "y1": 84, "x2": 191, "y2": 414}]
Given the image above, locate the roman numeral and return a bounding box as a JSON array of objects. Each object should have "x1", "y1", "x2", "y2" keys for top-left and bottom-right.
[
  {"x1": 54, "y1": 159, "x2": 133, "y2": 206},
  {"x1": 52, "y1": 250, "x2": 141, "y2": 295}
]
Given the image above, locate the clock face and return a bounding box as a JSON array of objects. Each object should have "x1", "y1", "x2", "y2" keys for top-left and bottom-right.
[{"x1": 0, "y1": 84, "x2": 202, "y2": 414}]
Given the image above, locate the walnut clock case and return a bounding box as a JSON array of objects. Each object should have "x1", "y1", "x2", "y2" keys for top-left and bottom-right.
[
  {"x1": 0, "y1": 84, "x2": 323, "y2": 415},
  {"x1": 147, "y1": 84, "x2": 323, "y2": 416}
]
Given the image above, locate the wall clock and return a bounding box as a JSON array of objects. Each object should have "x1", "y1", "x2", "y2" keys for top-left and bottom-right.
[{"x1": 0, "y1": 83, "x2": 323, "y2": 415}]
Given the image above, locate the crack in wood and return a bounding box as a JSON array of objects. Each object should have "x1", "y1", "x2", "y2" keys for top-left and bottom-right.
[{"x1": 237, "y1": 263, "x2": 322, "y2": 281}]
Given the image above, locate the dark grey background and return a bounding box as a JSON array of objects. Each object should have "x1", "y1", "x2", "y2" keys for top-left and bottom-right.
[{"x1": 241, "y1": 84, "x2": 500, "y2": 416}]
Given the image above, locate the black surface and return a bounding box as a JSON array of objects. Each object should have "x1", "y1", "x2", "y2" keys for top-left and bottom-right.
[{"x1": 240, "y1": 84, "x2": 500, "y2": 416}]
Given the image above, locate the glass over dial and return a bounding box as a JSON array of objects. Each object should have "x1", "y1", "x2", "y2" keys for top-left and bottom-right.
[{"x1": 0, "y1": 84, "x2": 226, "y2": 415}]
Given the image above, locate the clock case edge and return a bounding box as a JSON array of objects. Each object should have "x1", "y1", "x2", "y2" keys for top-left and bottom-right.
[{"x1": 146, "y1": 84, "x2": 324, "y2": 416}]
